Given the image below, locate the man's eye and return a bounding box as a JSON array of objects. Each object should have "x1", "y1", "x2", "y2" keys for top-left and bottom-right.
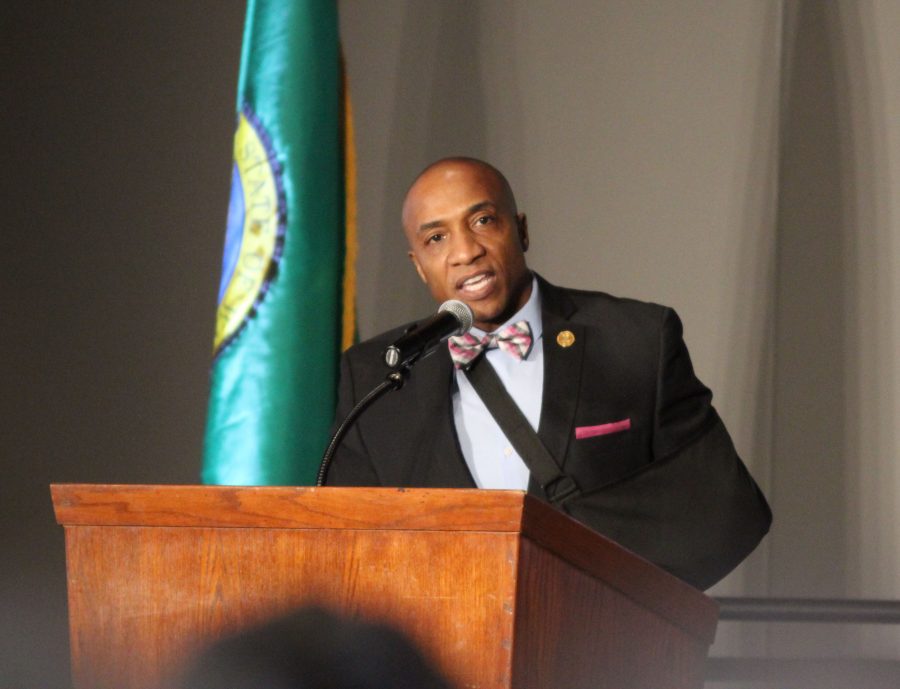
[
  {"x1": 475, "y1": 215, "x2": 494, "y2": 225},
  {"x1": 426, "y1": 233, "x2": 444, "y2": 244}
]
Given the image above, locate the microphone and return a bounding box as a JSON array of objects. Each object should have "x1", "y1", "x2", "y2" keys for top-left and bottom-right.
[{"x1": 384, "y1": 300, "x2": 474, "y2": 368}]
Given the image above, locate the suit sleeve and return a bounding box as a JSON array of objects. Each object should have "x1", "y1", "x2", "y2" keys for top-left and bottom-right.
[
  {"x1": 322, "y1": 352, "x2": 382, "y2": 486},
  {"x1": 567, "y1": 308, "x2": 772, "y2": 590}
]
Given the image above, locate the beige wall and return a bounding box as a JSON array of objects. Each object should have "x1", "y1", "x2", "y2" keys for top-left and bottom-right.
[
  {"x1": 770, "y1": 0, "x2": 900, "y2": 658},
  {"x1": 852, "y1": 0, "x2": 900, "y2": 656}
]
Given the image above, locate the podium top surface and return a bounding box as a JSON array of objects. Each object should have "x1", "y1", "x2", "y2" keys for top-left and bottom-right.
[
  {"x1": 52, "y1": 483, "x2": 718, "y2": 643},
  {"x1": 52, "y1": 484, "x2": 533, "y2": 531}
]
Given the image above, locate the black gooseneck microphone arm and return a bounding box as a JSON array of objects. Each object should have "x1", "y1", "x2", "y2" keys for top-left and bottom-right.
[
  {"x1": 316, "y1": 300, "x2": 473, "y2": 487},
  {"x1": 315, "y1": 365, "x2": 411, "y2": 487}
]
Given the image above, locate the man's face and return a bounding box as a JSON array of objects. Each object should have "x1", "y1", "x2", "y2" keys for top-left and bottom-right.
[{"x1": 402, "y1": 162, "x2": 531, "y2": 332}]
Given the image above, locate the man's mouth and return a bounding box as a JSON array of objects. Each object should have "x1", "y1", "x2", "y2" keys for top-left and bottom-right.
[{"x1": 457, "y1": 271, "x2": 496, "y2": 298}]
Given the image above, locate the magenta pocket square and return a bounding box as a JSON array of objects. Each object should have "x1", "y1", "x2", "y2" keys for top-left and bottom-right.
[{"x1": 575, "y1": 418, "x2": 631, "y2": 440}]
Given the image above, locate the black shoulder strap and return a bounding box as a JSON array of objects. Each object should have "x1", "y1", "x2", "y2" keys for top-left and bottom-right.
[{"x1": 463, "y1": 357, "x2": 580, "y2": 506}]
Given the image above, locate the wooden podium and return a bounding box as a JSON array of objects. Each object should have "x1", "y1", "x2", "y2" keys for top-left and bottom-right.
[{"x1": 52, "y1": 484, "x2": 718, "y2": 689}]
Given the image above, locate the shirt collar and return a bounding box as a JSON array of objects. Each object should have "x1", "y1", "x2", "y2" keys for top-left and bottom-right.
[{"x1": 469, "y1": 274, "x2": 543, "y2": 342}]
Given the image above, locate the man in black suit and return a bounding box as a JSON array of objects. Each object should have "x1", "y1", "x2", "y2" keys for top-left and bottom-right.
[{"x1": 327, "y1": 157, "x2": 770, "y2": 590}]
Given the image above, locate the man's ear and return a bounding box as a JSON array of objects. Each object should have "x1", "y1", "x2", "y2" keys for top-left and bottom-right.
[
  {"x1": 408, "y1": 251, "x2": 428, "y2": 284},
  {"x1": 517, "y1": 213, "x2": 529, "y2": 252}
]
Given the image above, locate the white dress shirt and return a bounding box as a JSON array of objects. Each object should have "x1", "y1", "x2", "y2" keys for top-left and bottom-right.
[{"x1": 452, "y1": 276, "x2": 543, "y2": 489}]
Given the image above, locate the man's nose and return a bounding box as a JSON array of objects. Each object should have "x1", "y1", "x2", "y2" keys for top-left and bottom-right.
[{"x1": 448, "y1": 228, "x2": 485, "y2": 265}]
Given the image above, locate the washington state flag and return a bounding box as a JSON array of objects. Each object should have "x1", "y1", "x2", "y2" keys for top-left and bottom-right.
[{"x1": 202, "y1": 0, "x2": 356, "y2": 485}]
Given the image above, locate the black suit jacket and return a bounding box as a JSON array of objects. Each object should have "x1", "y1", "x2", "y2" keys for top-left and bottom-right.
[{"x1": 328, "y1": 276, "x2": 771, "y2": 589}]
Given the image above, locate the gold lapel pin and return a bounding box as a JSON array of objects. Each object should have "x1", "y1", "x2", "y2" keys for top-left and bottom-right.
[{"x1": 556, "y1": 330, "x2": 575, "y2": 348}]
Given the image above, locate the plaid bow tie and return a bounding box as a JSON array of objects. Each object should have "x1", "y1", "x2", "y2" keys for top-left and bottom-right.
[{"x1": 448, "y1": 320, "x2": 534, "y2": 369}]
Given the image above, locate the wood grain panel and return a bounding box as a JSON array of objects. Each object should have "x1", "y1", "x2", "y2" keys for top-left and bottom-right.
[
  {"x1": 519, "y1": 494, "x2": 718, "y2": 644},
  {"x1": 510, "y1": 538, "x2": 709, "y2": 689},
  {"x1": 65, "y1": 524, "x2": 519, "y2": 689}
]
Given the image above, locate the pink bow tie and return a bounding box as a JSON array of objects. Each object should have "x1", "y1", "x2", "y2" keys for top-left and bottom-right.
[{"x1": 448, "y1": 320, "x2": 534, "y2": 369}]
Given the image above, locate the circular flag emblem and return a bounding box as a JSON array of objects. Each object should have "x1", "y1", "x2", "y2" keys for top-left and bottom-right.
[{"x1": 214, "y1": 107, "x2": 285, "y2": 355}]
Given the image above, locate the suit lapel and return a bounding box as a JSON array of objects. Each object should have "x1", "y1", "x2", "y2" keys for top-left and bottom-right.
[
  {"x1": 536, "y1": 277, "x2": 585, "y2": 469},
  {"x1": 407, "y1": 345, "x2": 477, "y2": 487}
]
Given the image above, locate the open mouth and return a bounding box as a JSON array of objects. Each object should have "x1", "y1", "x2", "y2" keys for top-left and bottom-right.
[{"x1": 457, "y1": 271, "x2": 496, "y2": 298}]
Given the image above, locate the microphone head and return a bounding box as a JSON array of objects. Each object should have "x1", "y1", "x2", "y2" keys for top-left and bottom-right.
[{"x1": 438, "y1": 299, "x2": 474, "y2": 334}]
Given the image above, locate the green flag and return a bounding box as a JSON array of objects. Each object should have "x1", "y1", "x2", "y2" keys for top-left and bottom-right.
[{"x1": 202, "y1": 0, "x2": 356, "y2": 485}]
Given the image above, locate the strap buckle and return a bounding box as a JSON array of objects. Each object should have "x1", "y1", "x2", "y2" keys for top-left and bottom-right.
[{"x1": 544, "y1": 475, "x2": 580, "y2": 506}]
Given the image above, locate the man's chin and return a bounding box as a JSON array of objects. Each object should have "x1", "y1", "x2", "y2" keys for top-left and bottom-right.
[{"x1": 469, "y1": 305, "x2": 508, "y2": 332}]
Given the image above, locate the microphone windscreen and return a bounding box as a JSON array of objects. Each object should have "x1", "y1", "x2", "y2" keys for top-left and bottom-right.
[{"x1": 438, "y1": 300, "x2": 474, "y2": 334}]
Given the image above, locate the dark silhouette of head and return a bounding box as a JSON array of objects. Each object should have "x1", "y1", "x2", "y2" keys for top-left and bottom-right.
[{"x1": 175, "y1": 607, "x2": 453, "y2": 689}]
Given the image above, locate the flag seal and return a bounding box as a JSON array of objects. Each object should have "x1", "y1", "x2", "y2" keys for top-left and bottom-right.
[{"x1": 214, "y1": 105, "x2": 286, "y2": 355}]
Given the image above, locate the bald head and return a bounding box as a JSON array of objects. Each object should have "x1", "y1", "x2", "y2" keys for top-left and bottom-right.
[
  {"x1": 400, "y1": 157, "x2": 532, "y2": 332},
  {"x1": 402, "y1": 157, "x2": 518, "y2": 234}
]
